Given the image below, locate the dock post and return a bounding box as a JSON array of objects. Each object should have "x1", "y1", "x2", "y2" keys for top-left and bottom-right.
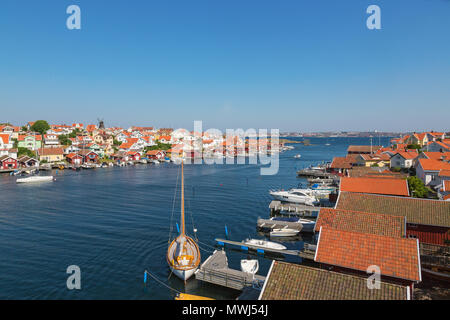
[{"x1": 225, "y1": 225, "x2": 229, "y2": 239}]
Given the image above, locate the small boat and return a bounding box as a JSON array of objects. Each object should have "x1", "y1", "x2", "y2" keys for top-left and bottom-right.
[
  {"x1": 240, "y1": 259, "x2": 259, "y2": 274},
  {"x1": 294, "y1": 154, "x2": 301, "y2": 159},
  {"x1": 270, "y1": 216, "x2": 316, "y2": 232},
  {"x1": 17, "y1": 176, "x2": 54, "y2": 183},
  {"x1": 140, "y1": 159, "x2": 148, "y2": 164},
  {"x1": 175, "y1": 293, "x2": 214, "y2": 300},
  {"x1": 243, "y1": 238, "x2": 287, "y2": 250},
  {"x1": 81, "y1": 164, "x2": 95, "y2": 169},
  {"x1": 153, "y1": 160, "x2": 160, "y2": 164},
  {"x1": 325, "y1": 143, "x2": 330, "y2": 146},
  {"x1": 269, "y1": 189, "x2": 317, "y2": 206},
  {"x1": 270, "y1": 228, "x2": 299, "y2": 237}
]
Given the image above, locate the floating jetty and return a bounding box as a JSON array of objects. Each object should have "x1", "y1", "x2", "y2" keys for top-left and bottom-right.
[
  {"x1": 269, "y1": 200, "x2": 320, "y2": 217},
  {"x1": 215, "y1": 238, "x2": 316, "y2": 260},
  {"x1": 195, "y1": 250, "x2": 265, "y2": 291},
  {"x1": 297, "y1": 169, "x2": 334, "y2": 178}
]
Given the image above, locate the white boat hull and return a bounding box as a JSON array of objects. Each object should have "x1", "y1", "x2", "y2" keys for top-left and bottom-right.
[
  {"x1": 240, "y1": 259, "x2": 259, "y2": 274},
  {"x1": 170, "y1": 266, "x2": 197, "y2": 281},
  {"x1": 270, "y1": 229, "x2": 299, "y2": 237},
  {"x1": 16, "y1": 176, "x2": 53, "y2": 183}
]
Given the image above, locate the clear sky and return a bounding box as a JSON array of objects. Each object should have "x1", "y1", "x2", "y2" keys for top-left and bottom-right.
[{"x1": 0, "y1": 0, "x2": 449, "y2": 132}]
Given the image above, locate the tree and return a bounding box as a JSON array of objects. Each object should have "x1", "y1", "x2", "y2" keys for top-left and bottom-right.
[
  {"x1": 144, "y1": 142, "x2": 172, "y2": 152},
  {"x1": 407, "y1": 176, "x2": 429, "y2": 198},
  {"x1": 21, "y1": 126, "x2": 28, "y2": 132},
  {"x1": 17, "y1": 147, "x2": 36, "y2": 158},
  {"x1": 68, "y1": 128, "x2": 81, "y2": 138},
  {"x1": 113, "y1": 139, "x2": 121, "y2": 146},
  {"x1": 58, "y1": 134, "x2": 72, "y2": 146},
  {"x1": 31, "y1": 120, "x2": 50, "y2": 135}
]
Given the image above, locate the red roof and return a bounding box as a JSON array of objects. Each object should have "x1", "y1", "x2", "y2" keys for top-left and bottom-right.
[
  {"x1": 439, "y1": 170, "x2": 450, "y2": 177},
  {"x1": 393, "y1": 151, "x2": 418, "y2": 160},
  {"x1": 315, "y1": 208, "x2": 406, "y2": 238},
  {"x1": 38, "y1": 147, "x2": 64, "y2": 156},
  {"x1": 315, "y1": 227, "x2": 421, "y2": 282},
  {"x1": 422, "y1": 152, "x2": 450, "y2": 160},
  {"x1": 330, "y1": 157, "x2": 353, "y2": 169},
  {"x1": 418, "y1": 159, "x2": 450, "y2": 171},
  {"x1": 340, "y1": 177, "x2": 410, "y2": 196},
  {"x1": 0, "y1": 134, "x2": 10, "y2": 144},
  {"x1": 146, "y1": 150, "x2": 165, "y2": 156}
]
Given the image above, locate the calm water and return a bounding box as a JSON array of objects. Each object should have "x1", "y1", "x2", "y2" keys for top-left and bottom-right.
[{"x1": 0, "y1": 137, "x2": 391, "y2": 299}]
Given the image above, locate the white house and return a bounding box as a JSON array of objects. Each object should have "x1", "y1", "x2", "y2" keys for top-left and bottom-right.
[
  {"x1": 416, "y1": 158, "x2": 450, "y2": 186},
  {"x1": 389, "y1": 152, "x2": 417, "y2": 169}
]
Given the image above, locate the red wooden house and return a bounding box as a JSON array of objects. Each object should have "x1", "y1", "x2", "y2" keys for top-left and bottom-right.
[
  {"x1": 146, "y1": 150, "x2": 166, "y2": 160},
  {"x1": 66, "y1": 153, "x2": 83, "y2": 165},
  {"x1": 0, "y1": 155, "x2": 18, "y2": 170},
  {"x1": 78, "y1": 150, "x2": 99, "y2": 163},
  {"x1": 127, "y1": 151, "x2": 141, "y2": 161}
]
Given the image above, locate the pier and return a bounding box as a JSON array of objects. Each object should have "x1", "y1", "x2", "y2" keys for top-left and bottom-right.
[
  {"x1": 195, "y1": 250, "x2": 265, "y2": 291},
  {"x1": 297, "y1": 169, "x2": 334, "y2": 178},
  {"x1": 215, "y1": 238, "x2": 316, "y2": 260},
  {"x1": 269, "y1": 200, "x2": 320, "y2": 217}
]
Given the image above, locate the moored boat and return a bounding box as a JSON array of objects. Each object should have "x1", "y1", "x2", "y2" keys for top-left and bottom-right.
[
  {"x1": 167, "y1": 161, "x2": 201, "y2": 281},
  {"x1": 270, "y1": 228, "x2": 299, "y2": 237},
  {"x1": 243, "y1": 238, "x2": 287, "y2": 250},
  {"x1": 16, "y1": 176, "x2": 54, "y2": 183},
  {"x1": 240, "y1": 259, "x2": 259, "y2": 274}
]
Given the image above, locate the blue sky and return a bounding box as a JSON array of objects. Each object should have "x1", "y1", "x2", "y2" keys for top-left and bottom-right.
[{"x1": 0, "y1": 0, "x2": 449, "y2": 132}]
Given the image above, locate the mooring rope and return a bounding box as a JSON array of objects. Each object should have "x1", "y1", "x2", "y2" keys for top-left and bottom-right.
[{"x1": 144, "y1": 270, "x2": 182, "y2": 294}]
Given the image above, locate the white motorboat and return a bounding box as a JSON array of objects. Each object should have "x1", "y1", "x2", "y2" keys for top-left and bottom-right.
[
  {"x1": 269, "y1": 216, "x2": 316, "y2": 233},
  {"x1": 294, "y1": 154, "x2": 301, "y2": 159},
  {"x1": 240, "y1": 259, "x2": 259, "y2": 274},
  {"x1": 16, "y1": 176, "x2": 54, "y2": 183},
  {"x1": 153, "y1": 160, "x2": 160, "y2": 164},
  {"x1": 270, "y1": 228, "x2": 299, "y2": 237},
  {"x1": 243, "y1": 239, "x2": 287, "y2": 250},
  {"x1": 140, "y1": 159, "x2": 148, "y2": 164},
  {"x1": 269, "y1": 189, "x2": 317, "y2": 206}
]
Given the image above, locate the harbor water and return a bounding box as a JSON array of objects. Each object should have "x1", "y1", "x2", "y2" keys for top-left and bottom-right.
[{"x1": 0, "y1": 137, "x2": 392, "y2": 299}]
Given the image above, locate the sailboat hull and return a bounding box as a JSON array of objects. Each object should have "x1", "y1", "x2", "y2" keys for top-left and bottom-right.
[{"x1": 170, "y1": 267, "x2": 197, "y2": 281}]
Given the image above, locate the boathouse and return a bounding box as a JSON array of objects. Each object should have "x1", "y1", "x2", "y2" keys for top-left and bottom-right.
[
  {"x1": 314, "y1": 227, "x2": 422, "y2": 288},
  {"x1": 347, "y1": 145, "x2": 382, "y2": 155},
  {"x1": 0, "y1": 155, "x2": 18, "y2": 170},
  {"x1": 315, "y1": 208, "x2": 406, "y2": 238},
  {"x1": 335, "y1": 192, "x2": 450, "y2": 246},
  {"x1": 259, "y1": 261, "x2": 410, "y2": 300}
]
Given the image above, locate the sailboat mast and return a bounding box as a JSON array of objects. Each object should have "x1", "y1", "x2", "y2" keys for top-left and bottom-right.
[{"x1": 181, "y1": 161, "x2": 185, "y2": 235}]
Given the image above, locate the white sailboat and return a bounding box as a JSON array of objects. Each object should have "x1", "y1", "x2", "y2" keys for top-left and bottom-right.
[
  {"x1": 166, "y1": 161, "x2": 201, "y2": 281},
  {"x1": 16, "y1": 176, "x2": 54, "y2": 183}
]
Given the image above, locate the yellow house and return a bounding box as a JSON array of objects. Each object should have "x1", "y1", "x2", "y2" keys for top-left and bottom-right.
[
  {"x1": 38, "y1": 147, "x2": 64, "y2": 163},
  {"x1": 407, "y1": 133, "x2": 428, "y2": 147}
]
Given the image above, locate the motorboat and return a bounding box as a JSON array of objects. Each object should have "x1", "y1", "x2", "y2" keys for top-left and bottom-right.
[
  {"x1": 270, "y1": 228, "x2": 299, "y2": 237},
  {"x1": 310, "y1": 183, "x2": 335, "y2": 195},
  {"x1": 294, "y1": 154, "x2": 301, "y2": 159},
  {"x1": 16, "y1": 176, "x2": 54, "y2": 183},
  {"x1": 240, "y1": 259, "x2": 259, "y2": 274},
  {"x1": 269, "y1": 189, "x2": 317, "y2": 206},
  {"x1": 140, "y1": 159, "x2": 148, "y2": 164},
  {"x1": 243, "y1": 238, "x2": 287, "y2": 250},
  {"x1": 153, "y1": 160, "x2": 160, "y2": 164},
  {"x1": 270, "y1": 216, "x2": 316, "y2": 232}
]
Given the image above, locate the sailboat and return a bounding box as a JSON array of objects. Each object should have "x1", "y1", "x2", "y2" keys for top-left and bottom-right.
[{"x1": 166, "y1": 161, "x2": 201, "y2": 281}]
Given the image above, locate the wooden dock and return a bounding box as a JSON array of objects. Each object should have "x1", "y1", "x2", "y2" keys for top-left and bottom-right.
[
  {"x1": 195, "y1": 250, "x2": 265, "y2": 291},
  {"x1": 215, "y1": 238, "x2": 316, "y2": 260},
  {"x1": 297, "y1": 169, "x2": 334, "y2": 178},
  {"x1": 269, "y1": 200, "x2": 320, "y2": 217},
  {"x1": 257, "y1": 218, "x2": 303, "y2": 232}
]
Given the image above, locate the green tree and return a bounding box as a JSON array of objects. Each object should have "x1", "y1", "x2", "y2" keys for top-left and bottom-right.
[
  {"x1": 144, "y1": 142, "x2": 172, "y2": 152},
  {"x1": 31, "y1": 120, "x2": 50, "y2": 135},
  {"x1": 18, "y1": 147, "x2": 36, "y2": 158},
  {"x1": 58, "y1": 134, "x2": 72, "y2": 146},
  {"x1": 21, "y1": 126, "x2": 28, "y2": 132},
  {"x1": 113, "y1": 139, "x2": 121, "y2": 146},
  {"x1": 407, "y1": 176, "x2": 429, "y2": 198},
  {"x1": 68, "y1": 128, "x2": 81, "y2": 138},
  {"x1": 406, "y1": 144, "x2": 421, "y2": 151}
]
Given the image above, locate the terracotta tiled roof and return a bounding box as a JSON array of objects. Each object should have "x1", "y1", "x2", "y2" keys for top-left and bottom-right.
[
  {"x1": 146, "y1": 150, "x2": 165, "y2": 155},
  {"x1": 439, "y1": 170, "x2": 450, "y2": 177},
  {"x1": 393, "y1": 151, "x2": 418, "y2": 160},
  {"x1": 347, "y1": 166, "x2": 408, "y2": 178},
  {"x1": 38, "y1": 147, "x2": 64, "y2": 156},
  {"x1": 0, "y1": 134, "x2": 10, "y2": 144},
  {"x1": 315, "y1": 208, "x2": 406, "y2": 238},
  {"x1": 315, "y1": 227, "x2": 421, "y2": 282},
  {"x1": 347, "y1": 145, "x2": 382, "y2": 153},
  {"x1": 336, "y1": 192, "x2": 450, "y2": 227},
  {"x1": 330, "y1": 157, "x2": 352, "y2": 169},
  {"x1": 418, "y1": 159, "x2": 450, "y2": 171},
  {"x1": 421, "y1": 152, "x2": 450, "y2": 160},
  {"x1": 260, "y1": 261, "x2": 409, "y2": 300},
  {"x1": 340, "y1": 177, "x2": 410, "y2": 196}
]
